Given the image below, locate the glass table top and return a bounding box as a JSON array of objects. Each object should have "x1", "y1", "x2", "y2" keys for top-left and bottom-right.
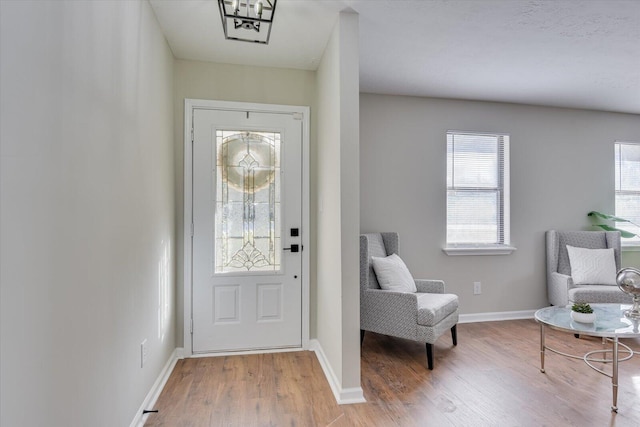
[{"x1": 535, "y1": 304, "x2": 640, "y2": 338}]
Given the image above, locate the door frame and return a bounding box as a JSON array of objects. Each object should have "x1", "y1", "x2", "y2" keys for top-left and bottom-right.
[{"x1": 183, "y1": 99, "x2": 310, "y2": 357}]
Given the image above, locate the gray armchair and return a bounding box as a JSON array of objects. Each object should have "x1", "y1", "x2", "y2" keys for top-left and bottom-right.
[
  {"x1": 546, "y1": 230, "x2": 632, "y2": 306},
  {"x1": 360, "y1": 232, "x2": 459, "y2": 370}
]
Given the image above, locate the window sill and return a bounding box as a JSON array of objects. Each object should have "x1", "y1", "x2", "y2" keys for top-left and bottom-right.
[{"x1": 442, "y1": 245, "x2": 517, "y2": 256}]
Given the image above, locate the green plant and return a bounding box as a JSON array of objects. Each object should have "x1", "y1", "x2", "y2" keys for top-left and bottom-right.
[
  {"x1": 587, "y1": 211, "x2": 639, "y2": 238},
  {"x1": 571, "y1": 303, "x2": 593, "y2": 314}
]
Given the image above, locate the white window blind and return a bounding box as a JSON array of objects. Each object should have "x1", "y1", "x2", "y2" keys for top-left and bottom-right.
[
  {"x1": 446, "y1": 131, "x2": 510, "y2": 248},
  {"x1": 615, "y1": 141, "x2": 640, "y2": 246}
]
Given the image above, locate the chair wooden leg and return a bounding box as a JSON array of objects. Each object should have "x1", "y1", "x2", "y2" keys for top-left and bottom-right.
[
  {"x1": 451, "y1": 325, "x2": 458, "y2": 346},
  {"x1": 360, "y1": 329, "x2": 365, "y2": 346},
  {"x1": 426, "y1": 343, "x2": 434, "y2": 370}
]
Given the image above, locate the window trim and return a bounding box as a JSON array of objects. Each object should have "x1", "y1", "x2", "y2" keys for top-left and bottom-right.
[
  {"x1": 443, "y1": 130, "x2": 515, "y2": 255},
  {"x1": 615, "y1": 140, "x2": 640, "y2": 248},
  {"x1": 442, "y1": 245, "x2": 517, "y2": 256}
]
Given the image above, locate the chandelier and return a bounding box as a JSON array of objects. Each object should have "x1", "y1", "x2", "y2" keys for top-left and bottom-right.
[{"x1": 217, "y1": 0, "x2": 278, "y2": 45}]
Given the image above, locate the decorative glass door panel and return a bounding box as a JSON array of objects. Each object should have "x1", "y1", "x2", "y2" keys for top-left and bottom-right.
[{"x1": 215, "y1": 130, "x2": 281, "y2": 273}]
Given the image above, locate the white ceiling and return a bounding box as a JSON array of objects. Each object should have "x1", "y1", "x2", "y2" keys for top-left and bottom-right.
[{"x1": 150, "y1": 0, "x2": 640, "y2": 114}]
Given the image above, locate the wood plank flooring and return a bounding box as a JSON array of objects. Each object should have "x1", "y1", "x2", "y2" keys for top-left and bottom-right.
[{"x1": 144, "y1": 319, "x2": 640, "y2": 426}]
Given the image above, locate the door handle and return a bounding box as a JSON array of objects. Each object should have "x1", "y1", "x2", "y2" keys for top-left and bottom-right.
[{"x1": 283, "y1": 244, "x2": 300, "y2": 253}]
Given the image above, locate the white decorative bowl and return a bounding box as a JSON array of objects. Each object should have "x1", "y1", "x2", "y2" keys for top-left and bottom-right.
[{"x1": 571, "y1": 311, "x2": 596, "y2": 323}]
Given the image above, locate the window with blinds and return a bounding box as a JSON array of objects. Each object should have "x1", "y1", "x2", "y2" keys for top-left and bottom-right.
[
  {"x1": 615, "y1": 141, "x2": 640, "y2": 246},
  {"x1": 446, "y1": 131, "x2": 510, "y2": 249}
]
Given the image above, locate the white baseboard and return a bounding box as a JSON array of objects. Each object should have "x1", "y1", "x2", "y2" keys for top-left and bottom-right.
[
  {"x1": 337, "y1": 387, "x2": 367, "y2": 404},
  {"x1": 308, "y1": 339, "x2": 366, "y2": 405},
  {"x1": 459, "y1": 309, "x2": 536, "y2": 324},
  {"x1": 130, "y1": 347, "x2": 184, "y2": 427},
  {"x1": 175, "y1": 347, "x2": 186, "y2": 359}
]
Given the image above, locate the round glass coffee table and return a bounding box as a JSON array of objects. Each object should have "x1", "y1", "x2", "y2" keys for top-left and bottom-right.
[{"x1": 534, "y1": 304, "x2": 640, "y2": 412}]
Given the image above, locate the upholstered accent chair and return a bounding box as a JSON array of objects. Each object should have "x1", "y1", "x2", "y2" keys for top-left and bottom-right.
[
  {"x1": 360, "y1": 232, "x2": 459, "y2": 370},
  {"x1": 546, "y1": 230, "x2": 632, "y2": 306}
]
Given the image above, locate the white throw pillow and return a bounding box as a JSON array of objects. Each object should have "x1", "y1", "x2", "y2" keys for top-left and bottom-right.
[
  {"x1": 371, "y1": 253, "x2": 417, "y2": 293},
  {"x1": 566, "y1": 245, "x2": 617, "y2": 285}
]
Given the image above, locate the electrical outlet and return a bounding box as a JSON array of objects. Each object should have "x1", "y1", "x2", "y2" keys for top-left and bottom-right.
[
  {"x1": 141, "y1": 339, "x2": 148, "y2": 368},
  {"x1": 473, "y1": 281, "x2": 482, "y2": 295}
]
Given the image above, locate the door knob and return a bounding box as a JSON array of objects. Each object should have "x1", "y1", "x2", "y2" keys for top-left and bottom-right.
[{"x1": 283, "y1": 244, "x2": 299, "y2": 253}]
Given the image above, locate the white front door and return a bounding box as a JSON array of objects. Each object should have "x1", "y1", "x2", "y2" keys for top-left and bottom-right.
[{"x1": 191, "y1": 106, "x2": 303, "y2": 353}]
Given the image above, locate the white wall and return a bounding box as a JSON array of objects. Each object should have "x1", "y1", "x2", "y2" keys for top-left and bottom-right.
[
  {"x1": 360, "y1": 94, "x2": 640, "y2": 315},
  {"x1": 0, "y1": 1, "x2": 175, "y2": 426},
  {"x1": 315, "y1": 11, "x2": 362, "y2": 398},
  {"x1": 337, "y1": 11, "x2": 361, "y2": 396},
  {"x1": 172, "y1": 59, "x2": 316, "y2": 345}
]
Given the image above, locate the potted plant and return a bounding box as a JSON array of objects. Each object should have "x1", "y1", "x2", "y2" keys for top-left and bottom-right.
[
  {"x1": 587, "y1": 211, "x2": 638, "y2": 238},
  {"x1": 571, "y1": 303, "x2": 596, "y2": 323}
]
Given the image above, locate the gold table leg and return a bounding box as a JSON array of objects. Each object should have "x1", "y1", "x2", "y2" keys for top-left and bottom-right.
[{"x1": 612, "y1": 336, "x2": 618, "y2": 413}]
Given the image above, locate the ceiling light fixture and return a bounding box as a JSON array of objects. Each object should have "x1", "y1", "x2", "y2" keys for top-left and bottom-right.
[{"x1": 217, "y1": 0, "x2": 277, "y2": 45}]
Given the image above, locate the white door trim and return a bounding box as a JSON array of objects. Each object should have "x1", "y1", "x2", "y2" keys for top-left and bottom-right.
[{"x1": 183, "y1": 99, "x2": 310, "y2": 357}]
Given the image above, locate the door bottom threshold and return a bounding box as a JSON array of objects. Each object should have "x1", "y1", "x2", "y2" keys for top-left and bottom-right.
[{"x1": 190, "y1": 345, "x2": 305, "y2": 358}]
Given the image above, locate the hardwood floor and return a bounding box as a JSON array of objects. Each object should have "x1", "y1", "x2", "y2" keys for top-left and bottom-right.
[{"x1": 145, "y1": 320, "x2": 640, "y2": 426}]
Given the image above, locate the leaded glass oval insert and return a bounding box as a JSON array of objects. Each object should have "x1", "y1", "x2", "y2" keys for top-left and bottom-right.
[{"x1": 215, "y1": 131, "x2": 281, "y2": 273}]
